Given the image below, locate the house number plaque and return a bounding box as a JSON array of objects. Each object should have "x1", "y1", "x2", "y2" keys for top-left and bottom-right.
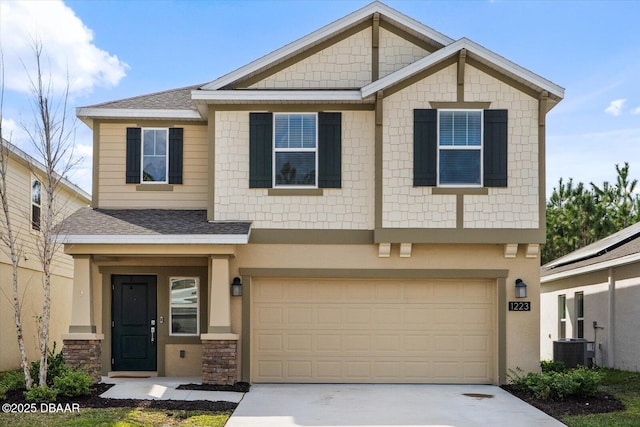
[{"x1": 508, "y1": 301, "x2": 531, "y2": 311}]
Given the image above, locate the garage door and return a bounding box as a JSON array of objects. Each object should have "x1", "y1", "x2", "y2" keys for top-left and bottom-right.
[{"x1": 252, "y1": 278, "x2": 495, "y2": 383}]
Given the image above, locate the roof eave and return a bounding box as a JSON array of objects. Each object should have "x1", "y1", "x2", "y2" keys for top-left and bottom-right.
[
  {"x1": 191, "y1": 90, "x2": 369, "y2": 103},
  {"x1": 76, "y1": 107, "x2": 205, "y2": 121},
  {"x1": 56, "y1": 234, "x2": 250, "y2": 245}
]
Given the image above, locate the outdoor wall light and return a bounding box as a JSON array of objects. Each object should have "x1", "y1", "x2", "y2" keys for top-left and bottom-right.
[
  {"x1": 515, "y1": 278, "x2": 527, "y2": 298},
  {"x1": 231, "y1": 277, "x2": 243, "y2": 297}
]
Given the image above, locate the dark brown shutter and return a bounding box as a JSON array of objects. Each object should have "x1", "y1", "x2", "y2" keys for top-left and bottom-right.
[
  {"x1": 413, "y1": 109, "x2": 437, "y2": 186},
  {"x1": 483, "y1": 109, "x2": 508, "y2": 187},
  {"x1": 318, "y1": 112, "x2": 342, "y2": 188},
  {"x1": 168, "y1": 128, "x2": 183, "y2": 184},
  {"x1": 126, "y1": 127, "x2": 141, "y2": 184},
  {"x1": 249, "y1": 113, "x2": 273, "y2": 188}
]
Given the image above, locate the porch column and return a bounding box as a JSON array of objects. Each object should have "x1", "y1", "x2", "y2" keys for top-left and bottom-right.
[
  {"x1": 62, "y1": 255, "x2": 103, "y2": 383},
  {"x1": 201, "y1": 255, "x2": 238, "y2": 385}
]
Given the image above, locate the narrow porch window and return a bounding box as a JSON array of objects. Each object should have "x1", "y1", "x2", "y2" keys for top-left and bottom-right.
[
  {"x1": 558, "y1": 294, "x2": 566, "y2": 339},
  {"x1": 170, "y1": 277, "x2": 199, "y2": 336},
  {"x1": 575, "y1": 292, "x2": 584, "y2": 339}
]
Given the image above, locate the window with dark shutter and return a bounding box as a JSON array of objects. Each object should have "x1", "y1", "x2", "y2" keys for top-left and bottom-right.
[
  {"x1": 126, "y1": 127, "x2": 142, "y2": 184},
  {"x1": 413, "y1": 109, "x2": 437, "y2": 186},
  {"x1": 318, "y1": 112, "x2": 342, "y2": 188},
  {"x1": 249, "y1": 112, "x2": 273, "y2": 188},
  {"x1": 168, "y1": 128, "x2": 183, "y2": 184},
  {"x1": 483, "y1": 109, "x2": 508, "y2": 187}
]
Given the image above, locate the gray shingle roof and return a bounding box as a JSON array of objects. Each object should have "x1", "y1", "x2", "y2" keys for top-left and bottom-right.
[
  {"x1": 56, "y1": 208, "x2": 251, "y2": 244},
  {"x1": 83, "y1": 84, "x2": 203, "y2": 110}
]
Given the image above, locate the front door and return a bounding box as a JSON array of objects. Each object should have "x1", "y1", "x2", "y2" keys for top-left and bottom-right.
[{"x1": 112, "y1": 275, "x2": 157, "y2": 371}]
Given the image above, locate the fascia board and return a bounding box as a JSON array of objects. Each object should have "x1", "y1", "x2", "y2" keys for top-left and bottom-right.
[
  {"x1": 541, "y1": 252, "x2": 640, "y2": 283},
  {"x1": 76, "y1": 107, "x2": 203, "y2": 120},
  {"x1": 191, "y1": 90, "x2": 365, "y2": 102},
  {"x1": 56, "y1": 234, "x2": 250, "y2": 245},
  {"x1": 201, "y1": 2, "x2": 453, "y2": 91}
]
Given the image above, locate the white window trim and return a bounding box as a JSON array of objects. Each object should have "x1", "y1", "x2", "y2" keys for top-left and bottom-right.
[
  {"x1": 558, "y1": 294, "x2": 566, "y2": 339},
  {"x1": 575, "y1": 291, "x2": 584, "y2": 339},
  {"x1": 31, "y1": 177, "x2": 42, "y2": 232},
  {"x1": 169, "y1": 277, "x2": 200, "y2": 336},
  {"x1": 141, "y1": 128, "x2": 169, "y2": 184},
  {"x1": 272, "y1": 112, "x2": 318, "y2": 188},
  {"x1": 436, "y1": 109, "x2": 483, "y2": 187}
]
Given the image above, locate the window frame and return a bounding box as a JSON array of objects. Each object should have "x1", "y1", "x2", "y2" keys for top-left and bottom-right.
[
  {"x1": 575, "y1": 291, "x2": 584, "y2": 339},
  {"x1": 272, "y1": 112, "x2": 318, "y2": 188},
  {"x1": 31, "y1": 177, "x2": 42, "y2": 231},
  {"x1": 141, "y1": 128, "x2": 169, "y2": 184},
  {"x1": 169, "y1": 277, "x2": 200, "y2": 336},
  {"x1": 436, "y1": 109, "x2": 484, "y2": 187},
  {"x1": 558, "y1": 294, "x2": 566, "y2": 339}
]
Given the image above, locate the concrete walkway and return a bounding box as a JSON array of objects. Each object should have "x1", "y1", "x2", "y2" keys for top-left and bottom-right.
[
  {"x1": 225, "y1": 384, "x2": 566, "y2": 427},
  {"x1": 100, "y1": 376, "x2": 244, "y2": 403}
]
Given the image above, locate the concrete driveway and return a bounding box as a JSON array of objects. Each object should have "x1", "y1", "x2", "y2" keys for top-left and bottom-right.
[{"x1": 225, "y1": 384, "x2": 565, "y2": 427}]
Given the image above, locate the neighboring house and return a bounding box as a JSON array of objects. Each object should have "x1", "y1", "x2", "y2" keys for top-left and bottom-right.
[
  {"x1": 0, "y1": 140, "x2": 91, "y2": 372},
  {"x1": 60, "y1": 1, "x2": 563, "y2": 385},
  {"x1": 541, "y1": 222, "x2": 640, "y2": 372}
]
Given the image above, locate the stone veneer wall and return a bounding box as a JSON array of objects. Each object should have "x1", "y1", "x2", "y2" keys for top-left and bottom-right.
[
  {"x1": 62, "y1": 339, "x2": 102, "y2": 383},
  {"x1": 215, "y1": 111, "x2": 375, "y2": 229},
  {"x1": 202, "y1": 340, "x2": 237, "y2": 385}
]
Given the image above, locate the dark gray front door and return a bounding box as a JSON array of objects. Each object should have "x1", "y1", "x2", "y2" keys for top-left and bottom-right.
[{"x1": 112, "y1": 275, "x2": 157, "y2": 371}]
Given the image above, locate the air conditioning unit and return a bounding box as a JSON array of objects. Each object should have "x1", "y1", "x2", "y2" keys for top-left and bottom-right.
[{"x1": 553, "y1": 339, "x2": 595, "y2": 368}]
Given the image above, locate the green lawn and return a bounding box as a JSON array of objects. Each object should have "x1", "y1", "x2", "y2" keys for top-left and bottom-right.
[
  {"x1": 0, "y1": 408, "x2": 231, "y2": 427},
  {"x1": 562, "y1": 369, "x2": 640, "y2": 427}
]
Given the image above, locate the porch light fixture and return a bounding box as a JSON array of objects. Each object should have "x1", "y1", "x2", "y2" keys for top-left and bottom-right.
[
  {"x1": 231, "y1": 277, "x2": 243, "y2": 297},
  {"x1": 515, "y1": 278, "x2": 527, "y2": 298}
]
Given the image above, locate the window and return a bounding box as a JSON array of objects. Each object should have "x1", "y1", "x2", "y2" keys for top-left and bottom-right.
[
  {"x1": 273, "y1": 113, "x2": 317, "y2": 187},
  {"x1": 31, "y1": 178, "x2": 42, "y2": 231},
  {"x1": 413, "y1": 109, "x2": 507, "y2": 188},
  {"x1": 250, "y1": 112, "x2": 341, "y2": 189},
  {"x1": 126, "y1": 127, "x2": 183, "y2": 185},
  {"x1": 142, "y1": 128, "x2": 168, "y2": 183},
  {"x1": 575, "y1": 292, "x2": 584, "y2": 339},
  {"x1": 169, "y1": 277, "x2": 199, "y2": 336},
  {"x1": 438, "y1": 110, "x2": 482, "y2": 186},
  {"x1": 558, "y1": 294, "x2": 566, "y2": 339}
]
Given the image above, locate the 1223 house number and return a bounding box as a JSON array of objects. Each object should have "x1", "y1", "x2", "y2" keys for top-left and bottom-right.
[{"x1": 508, "y1": 301, "x2": 531, "y2": 311}]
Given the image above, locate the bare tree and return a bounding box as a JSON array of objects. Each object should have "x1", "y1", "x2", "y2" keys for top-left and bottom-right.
[
  {"x1": 19, "y1": 41, "x2": 78, "y2": 387},
  {"x1": 0, "y1": 48, "x2": 35, "y2": 389}
]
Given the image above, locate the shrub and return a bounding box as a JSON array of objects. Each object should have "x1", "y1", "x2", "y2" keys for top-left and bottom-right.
[
  {"x1": 540, "y1": 359, "x2": 567, "y2": 373},
  {"x1": 29, "y1": 342, "x2": 65, "y2": 387},
  {"x1": 0, "y1": 370, "x2": 27, "y2": 398},
  {"x1": 24, "y1": 385, "x2": 58, "y2": 403},
  {"x1": 509, "y1": 366, "x2": 602, "y2": 401},
  {"x1": 53, "y1": 368, "x2": 92, "y2": 397}
]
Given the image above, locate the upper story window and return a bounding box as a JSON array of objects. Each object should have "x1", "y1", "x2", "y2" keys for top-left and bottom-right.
[
  {"x1": 438, "y1": 110, "x2": 482, "y2": 186},
  {"x1": 274, "y1": 113, "x2": 317, "y2": 187},
  {"x1": 413, "y1": 109, "x2": 507, "y2": 188},
  {"x1": 31, "y1": 178, "x2": 42, "y2": 231},
  {"x1": 142, "y1": 129, "x2": 168, "y2": 183},
  {"x1": 169, "y1": 277, "x2": 199, "y2": 336},
  {"x1": 125, "y1": 127, "x2": 183, "y2": 185},
  {"x1": 249, "y1": 112, "x2": 341, "y2": 189}
]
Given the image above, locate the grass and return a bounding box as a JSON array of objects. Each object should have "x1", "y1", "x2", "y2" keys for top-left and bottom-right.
[
  {"x1": 562, "y1": 368, "x2": 640, "y2": 427},
  {"x1": 0, "y1": 408, "x2": 231, "y2": 427}
]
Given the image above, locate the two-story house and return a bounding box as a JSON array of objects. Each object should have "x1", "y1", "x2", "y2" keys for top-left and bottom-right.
[
  {"x1": 60, "y1": 1, "x2": 563, "y2": 385},
  {"x1": 0, "y1": 139, "x2": 91, "y2": 371}
]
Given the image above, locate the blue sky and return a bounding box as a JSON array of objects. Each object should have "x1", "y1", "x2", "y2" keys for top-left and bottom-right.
[{"x1": 2, "y1": 0, "x2": 640, "y2": 195}]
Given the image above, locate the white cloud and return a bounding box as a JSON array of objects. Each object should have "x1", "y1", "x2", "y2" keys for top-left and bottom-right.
[
  {"x1": 605, "y1": 98, "x2": 626, "y2": 116},
  {"x1": 0, "y1": 0, "x2": 128, "y2": 96},
  {"x1": 632, "y1": 106, "x2": 640, "y2": 115}
]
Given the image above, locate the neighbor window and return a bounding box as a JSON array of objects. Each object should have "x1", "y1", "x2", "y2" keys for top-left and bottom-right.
[
  {"x1": 558, "y1": 294, "x2": 566, "y2": 339},
  {"x1": 31, "y1": 178, "x2": 42, "y2": 231},
  {"x1": 438, "y1": 110, "x2": 482, "y2": 186},
  {"x1": 273, "y1": 113, "x2": 317, "y2": 187},
  {"x1": 169, "y1": 277, "x2": 199, "y2": 336},
  {"x1": 575, "y1": 292, "x2": 584, "y2": 339},
  {"x1": 142, "y1": 128, "x2": 168, "y2": 183}
]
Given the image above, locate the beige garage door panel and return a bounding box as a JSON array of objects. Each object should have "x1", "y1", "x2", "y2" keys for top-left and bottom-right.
[{"x1": 252, "y1": 278, "x2": 495, "y2": 383}]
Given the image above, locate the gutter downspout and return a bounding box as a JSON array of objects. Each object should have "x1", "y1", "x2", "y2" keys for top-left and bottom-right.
[{"x1": 608, "y1": 267, "x2": 615, "y2": 368}]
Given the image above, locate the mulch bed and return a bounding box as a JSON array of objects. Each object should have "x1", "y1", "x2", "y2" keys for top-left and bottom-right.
[
  {"x1": 501, "y1": 385, "x2": 625, "y2": 420},
  {"x1": 2, "y1": 383, "x2": 237, "y2": 412},
  {"x1": 177, "y1": 382, "x2": 250, "y2": 393}
]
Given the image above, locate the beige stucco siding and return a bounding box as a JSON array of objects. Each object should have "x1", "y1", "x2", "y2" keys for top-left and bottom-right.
[
  {"x1": 248, "y1": 29, "x2": 372, "y2": 89},
  {"x1": 382, "y1": 63, "x2": 540, "y2": 229},
  {"x1": 97, "y1": 122, "x2": 208, "y2": 209},
  {"x1": 464, "y1": 65, "x2": 539, "y2": 229},
  {"x1": 378, "y1": 27, "x2": 429, "y2": 78},
  {"x1": 214, "y1": 111, "x2": 375, "y2": 229}
]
